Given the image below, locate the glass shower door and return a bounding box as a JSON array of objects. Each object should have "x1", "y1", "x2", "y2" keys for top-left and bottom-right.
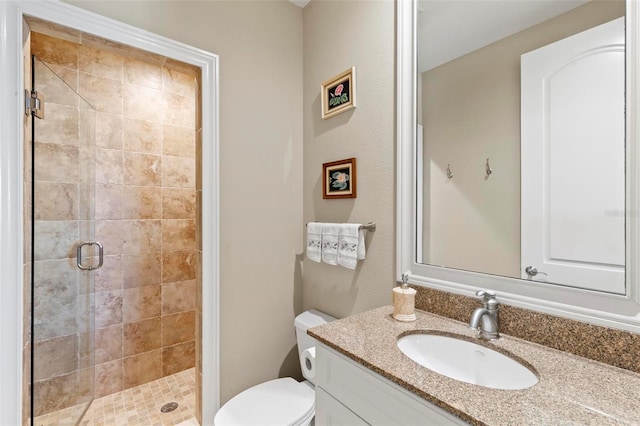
[{"x1": 31, "y1": 56, "x2": 97, "y2": 424}]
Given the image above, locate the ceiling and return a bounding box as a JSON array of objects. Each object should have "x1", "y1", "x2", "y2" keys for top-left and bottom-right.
[
  {"x1": 290, "y1": 0, "x2": 311, "y2": 8},
  {"x1": 418, "y1": 0, "x2": 589, "y2": 72}
]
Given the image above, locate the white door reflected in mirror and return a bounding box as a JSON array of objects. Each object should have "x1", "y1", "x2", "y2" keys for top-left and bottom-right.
[
  {"x1": 417, "y1": 0, "x2": 626, "y2": 292},
  {"x1": 521, "y1": 17, "x2": 625, "y2": 293}
]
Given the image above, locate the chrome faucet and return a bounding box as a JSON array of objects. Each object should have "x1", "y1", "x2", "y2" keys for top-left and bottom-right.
[{"x1": 469, "y1": 290, "x2": 500, "y2": 340}]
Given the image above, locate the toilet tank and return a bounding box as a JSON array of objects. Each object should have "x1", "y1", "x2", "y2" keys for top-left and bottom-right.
[{"x1": 294, "y1": 309, "x2": 336, "y2": 354}]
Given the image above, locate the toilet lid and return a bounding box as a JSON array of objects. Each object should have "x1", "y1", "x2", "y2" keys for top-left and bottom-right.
[{"x1": 214, "y1": 378, "x2": 314, "y2": 426}]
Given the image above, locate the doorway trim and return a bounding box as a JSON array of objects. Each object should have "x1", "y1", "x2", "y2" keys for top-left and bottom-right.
[{"x1": 0, "y1": 1, "x2": 220, "y2": 424}]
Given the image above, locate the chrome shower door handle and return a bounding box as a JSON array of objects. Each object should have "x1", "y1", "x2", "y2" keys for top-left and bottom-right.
[{"x1": 76, "y1": 241, "x2": 104, "y2": 271}]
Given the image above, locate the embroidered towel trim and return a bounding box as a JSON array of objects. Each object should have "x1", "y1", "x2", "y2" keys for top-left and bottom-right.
[
  {"x1": 338, "y1": 223, "x2": 366, "y2": 269},
  {"x1": 306, "y1": 222, "x2": 322, "y2": 263},
  {"x1": 321, "y1": 223, "x2": 340, "y2": 265}
]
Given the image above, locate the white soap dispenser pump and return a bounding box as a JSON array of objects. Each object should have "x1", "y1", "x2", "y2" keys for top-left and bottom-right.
[{"x1": 393, "y1": 273, "x2": 417, "y2": 322}]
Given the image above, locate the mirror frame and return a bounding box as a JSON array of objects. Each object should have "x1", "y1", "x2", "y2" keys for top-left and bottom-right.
[{"x1": 397, "y1": 0, "x2": 640, "y2": 333}]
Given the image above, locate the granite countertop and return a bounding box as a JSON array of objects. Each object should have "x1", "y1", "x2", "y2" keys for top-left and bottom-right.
[{"x1": 307, "y1": 306, "x2": 640, "y2": 425}]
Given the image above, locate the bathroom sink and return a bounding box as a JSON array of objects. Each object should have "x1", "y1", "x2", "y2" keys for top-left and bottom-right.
[{"x1": 397, "y1": 333, "x2": 538, "y2": 390}]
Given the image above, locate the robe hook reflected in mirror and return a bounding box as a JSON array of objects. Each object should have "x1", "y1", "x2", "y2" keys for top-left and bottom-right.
[
  {"x1": 446, "y1": 164, "x2": 453, "y2": 179},
  {"x1": 485, "y1": 158, "x2": 492, "y2": 178}
]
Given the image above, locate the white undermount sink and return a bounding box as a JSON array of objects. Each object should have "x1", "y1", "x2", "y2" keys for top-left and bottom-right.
[{"x1": 397, "y1": 333, "x2": 539, "y2": 390}]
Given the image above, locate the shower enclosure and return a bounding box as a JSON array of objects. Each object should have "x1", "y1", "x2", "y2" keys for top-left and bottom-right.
[
  {"x1": 27, "y1": 27, "x2": 200, "y2": 424},
  {"x1": 30, "y1": 55, "x2": 97, "y2": 423}
]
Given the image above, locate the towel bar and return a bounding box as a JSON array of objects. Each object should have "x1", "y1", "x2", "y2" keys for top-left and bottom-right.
[{"x1": 306, "y1": 222, "x2": 376, "y2": 232}]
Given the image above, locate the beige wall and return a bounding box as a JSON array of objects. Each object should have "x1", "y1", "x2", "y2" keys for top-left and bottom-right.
[
  {"x1": 63, "y1": 0, "x2": 304, "y2": 404},
  {"x1": 302, "y1": 0, "x2": 395, "y2": 318},
  {"x1": 421, "y1": 1, "x2": 624, "y2": 278}
]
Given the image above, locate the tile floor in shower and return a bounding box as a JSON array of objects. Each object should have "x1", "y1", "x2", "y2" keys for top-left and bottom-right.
[{"x1": 34, "y1": 368, "x2": 198, "y2": 426}]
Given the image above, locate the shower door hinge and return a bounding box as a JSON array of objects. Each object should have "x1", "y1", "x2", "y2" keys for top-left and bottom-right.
[{"x1": 25, "y1": 89, "x2": 45, "y2": 119}]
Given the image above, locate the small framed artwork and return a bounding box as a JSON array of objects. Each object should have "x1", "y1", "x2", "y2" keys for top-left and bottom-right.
[
  {"x1": 323, "y1": 158, "x2": 357, "y2": 199},
  {"x1": 321, "y1": 67, "x2": 356, "y2": 119}
]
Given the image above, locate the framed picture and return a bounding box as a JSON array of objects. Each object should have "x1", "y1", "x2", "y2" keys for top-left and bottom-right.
[
  {"x1": 323, "y1": 158, "x2": 357, "y2": 199},
  {"x1": 321, "y1": 67, "x2": 356, "y2": 119}
]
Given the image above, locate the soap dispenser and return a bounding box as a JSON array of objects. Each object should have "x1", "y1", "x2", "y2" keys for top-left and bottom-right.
[{"x1": 393, "y1": 273, "x2": 416, "y2": 322}]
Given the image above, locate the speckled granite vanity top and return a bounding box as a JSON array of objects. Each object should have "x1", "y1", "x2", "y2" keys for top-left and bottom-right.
[{"x1": 308, "y1": 306, "x2": 640, "y2": 425}]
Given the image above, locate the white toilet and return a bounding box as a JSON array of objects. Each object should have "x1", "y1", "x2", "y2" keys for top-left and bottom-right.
[{"x1": 214, "y1": 309, "x2": 336, "y2": 426}]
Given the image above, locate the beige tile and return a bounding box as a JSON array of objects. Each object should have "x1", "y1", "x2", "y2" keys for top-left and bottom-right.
[
  {"x1": 83, "y1": 33, "x2": 165, "y2": 66},
  {"x1": 95, "y1": 255, "x2": 123, "y2": 292},
  {"x1": 122, "y1": 186, "x2": 162, "y2": 219},
  {"x1": 162, "y1": 67, "x2": 195, "y2": 98},
  {"x1": 94, "y1": 290, "x2": 123, "y2": 328},
  {"x1": 162, "y1": 280, "x2": 196, "y2": 315},
  {"x1": 22, "y1": 341, "x2": 31, "y2": 424},
  {"x1": 196, "y1": 252, "x2": 202, "y2": 311},
  {"x1": 163, "y1": 155, "x2": 195, "y2": 188},
  {"x1": 95, "y1": 360, "x2": 123, "y2": 398},
  {"x1": 196, "y1": 371, "x2": 202, "y2": 424},
  {"x1": 162, "y1": 91, "x2": 196, "y2": 128},
  {"x1": 164, "y1": 57, "x2": 200, "y2": 80},
  {"x1": 78, "y1": 107, "x2": 96, "y2": 152},
  {"x1": 33, "y1": 335, "x2": 78, "y2": 381},
  {"x1": 123, "y1": 252, "x2": 161, "y2": 288},
  {"x1": 95, "y1": 112, "x2": 123, "y2": 149},
  {"x1": 124, "y1": 82, "x2": 163, "y2": 122},
  {"x1": 162, "y1": 124, "x2": 195, "y2": 157},
  {"x1": 163, "y1": 188, "x2": 196, "y2": 219},
  {"x1": 94, "y1": 255, "x2": 123, "y2": 292},
  {"x1": 34, "y1": 61, "x2": 79, "y2": 107},
  {"x1": 78, "y1": 72, "x2": 123, "y2": 114},
  {"x1": 33, "y1": 220, "x2": 78, "y2": 261},
  {"x1": 123, "y1": 317, "x2": 161, "y2": 356},
  {"x1": 196, "y1": 190, "x2": 202, "y2": 251},
  {"x1": 123, "y1": 349, "x2": 162, "y2": 389},
  {"x1": 123, "y1": 152, "x2": 162, "y2": 186},
  {"x1": 195, "y1": 311, "x2": 202, "y2": 371},
  {"x1": 162, "y1": 219, "x2": 196, "y2": 251},
  {"x1": 32, "y1": 259, "x2": 78, "y2": 340},
  {"x1": 95, "y1": 148, "x2": 124, "y2": 185},
  {"x1": 34, "y1": 182, "x2": 78, "y2": 221},
  {"x1": 162, "y1": 311, "x2": 195, "y2": 347},
  {"x1": 95, "y1": 325, "x2": 122, "y2": 364},
  {"x1": 162, "y1": 341, "x2": 195, "y2": 376},
  {"x1": 34, "y1": 142, "x2": 79, "y2": 183},
  {"x1": 196, "y1": 129, "x2": 202, "y2": 191},
  {"x1": 95, "y1": 220, "x2": 124, "y2": 256},
  {"x1": 122, "y1": 219, "x2": 161, "y2": 254},
  {"x1": 32, "y1": 371, "x2": 85, "y2": 417},
  {"x1": 196, "y1": 73, "x2": 202, "y2": 131},
  {"x1": 95, "y1": 183, "x2": 123, "y2": 220},
  {"x1": 123, "y1": 118, "x2": 161, "y2": 154},
  {"x1": 79, "y1": 44, "x2": 123, "y2": 81},
  {"x1": 122, "y1": 285, "x2": 161, "y2": 323},
  {"x1": 23, "y1": 264, "x2": 32, "y2": 345},
  {"x1": 34, "y1": 103, "x2": 80, "y2": 146},
  {"x1": 77, "y1": 331, "x2": 94, "y2": 370},
  {"x1": 162, "y1": 250, "x2": 196, "y2": 283},
  {"x1": 28, "y1": 17, "x2": 82, "y2": 44},
  {"x1": 31, "y1": 32, "x2": 78, "y2": 69},
  {"x1": 124, "y1": 57, "x2": 162, "y2": 89}
]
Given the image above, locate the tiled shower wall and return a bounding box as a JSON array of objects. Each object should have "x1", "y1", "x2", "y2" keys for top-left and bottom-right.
[{"x1": 30, "y1": 31, "x2": 199, "y2": 415}]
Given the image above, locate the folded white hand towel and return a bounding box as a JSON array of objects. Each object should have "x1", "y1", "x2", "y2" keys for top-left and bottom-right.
[
  {"x1": 321, "y1": 223, "x2": 340, "y2": 265},
  {"x1": 306, "y1": 222, "x2": 322, "y2": 263},
  {"x1": 338, "y1": 223, "x2": 366, "y2": 269}
]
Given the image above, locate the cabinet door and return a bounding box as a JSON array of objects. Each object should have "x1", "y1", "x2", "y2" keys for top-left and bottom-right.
[
  {"x1": 316, "y1": 387, "x2": 370, "y2": 426},
  {"x1": 316, "y1": 344, "x2": 469, "y2": 425}
]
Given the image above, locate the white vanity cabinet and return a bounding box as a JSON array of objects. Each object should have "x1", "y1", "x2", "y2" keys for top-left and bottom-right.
[{"x1": 314, "y1": 343, "x2": 469, "y2": 425}]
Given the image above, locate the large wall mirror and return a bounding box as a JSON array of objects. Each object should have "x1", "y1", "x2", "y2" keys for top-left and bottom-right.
[{"x1": 397, "y1": 0, "x2": 640, "y2": 332}]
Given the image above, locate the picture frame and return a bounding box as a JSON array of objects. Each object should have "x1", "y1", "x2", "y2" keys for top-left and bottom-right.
[
  {"x1": 321, "y1": 67, "x2": 356, "y2": 119},
  {"x1": 323, "y1": 158, "x2": 357, "y2": 199}
]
